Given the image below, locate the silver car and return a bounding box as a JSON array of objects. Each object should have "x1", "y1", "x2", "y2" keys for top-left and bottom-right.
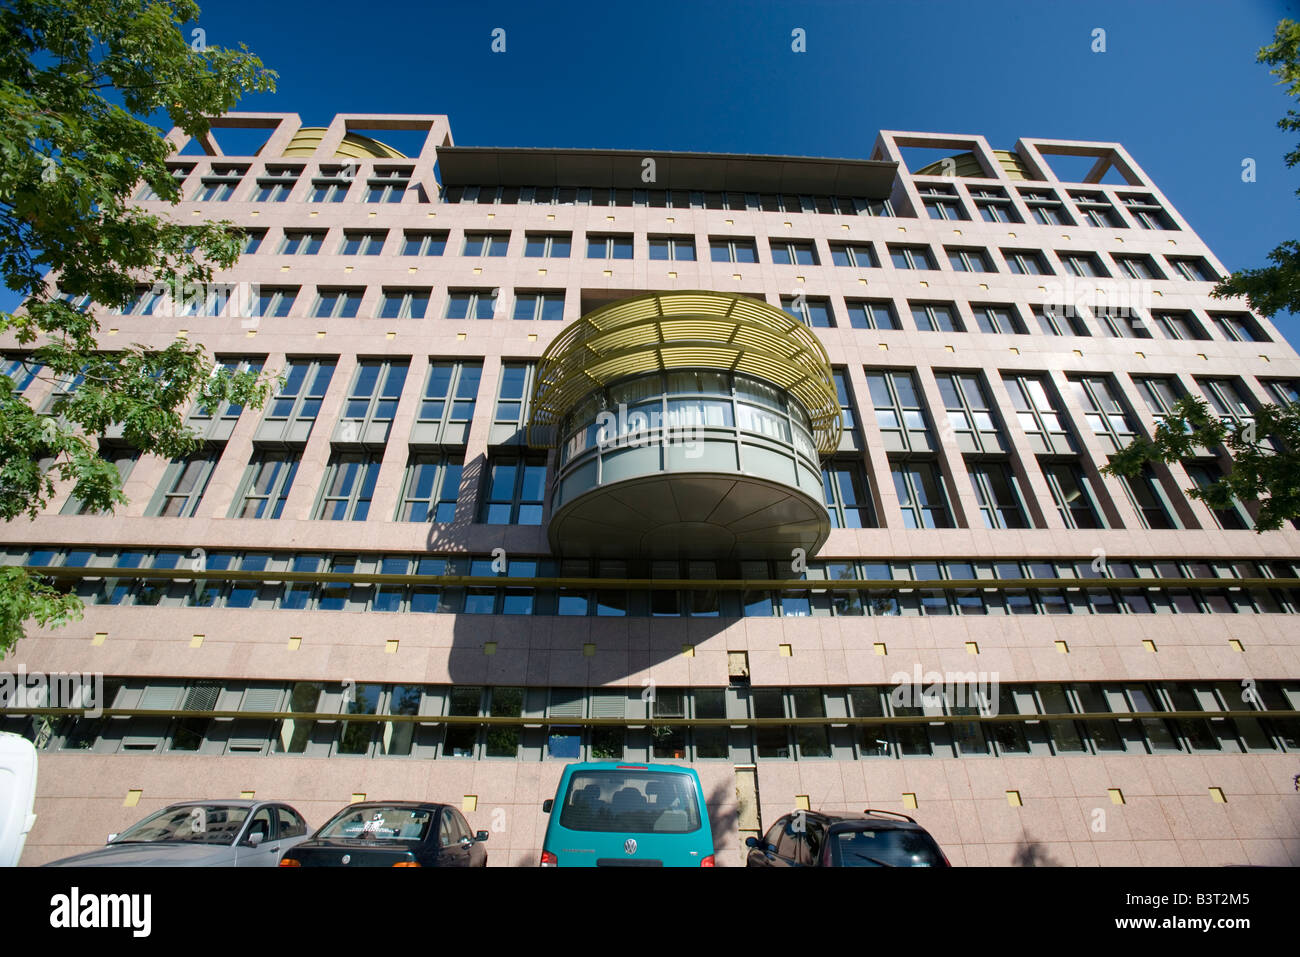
[{"x1": 43, "y1": 800, "x2": 310, "y2": 867}]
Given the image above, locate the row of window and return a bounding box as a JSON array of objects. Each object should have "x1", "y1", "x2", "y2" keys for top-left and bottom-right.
[
  {"x1": 10, "y1": 547, "x2": 1300, "y2": 617},
  {"x1": 12, "y1": 351, "x2": 1294, "y2": 532},
  {"x1": 147, "y1": 160, "x2": 1184, "y2": 232},
  {"x1": 186, "y1": 225, "x2": 1218, "y2": 284},
  {"x1": 97, "y1": 278, "x2": 1265, "y2": 347},
  {"x1": 6, "y1": 679, "x2": 1295, "y2": 762}
]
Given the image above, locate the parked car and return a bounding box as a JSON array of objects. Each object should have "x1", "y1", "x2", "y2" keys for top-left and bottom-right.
[
  {"x1": 43, "y1": 800, "x2": 311, "y2": 867},
  {"x1": 279, "y1": 801, "x2": 487, "y2": 867},
  {"x1": 745, "y1": 808, "x2": 951, "y2": 867},
  {"x1": 0, "y1": 732, "x2": 38, "y2": 867},
  {"x1": 540, "y1": 762, "x2": 715, "y2": 867}
]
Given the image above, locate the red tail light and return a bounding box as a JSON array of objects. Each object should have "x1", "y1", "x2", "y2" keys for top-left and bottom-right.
[
  {"x1": 392, "y1": 861, "x2": 422, "y2": 867},
  {"x1": 278, "y1": 858, "x2": 301, "y2": 867},
  {"x1": 700, "y1": 855, "x2": 715, "y2": 867},
  {"x1": 540, "y1": 850, "x2": 558, "y2": 867}
]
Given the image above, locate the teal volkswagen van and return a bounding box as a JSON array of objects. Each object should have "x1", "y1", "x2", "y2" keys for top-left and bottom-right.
[{"x1": 540, "y1": 762, "x2": 715, "y2": 867}]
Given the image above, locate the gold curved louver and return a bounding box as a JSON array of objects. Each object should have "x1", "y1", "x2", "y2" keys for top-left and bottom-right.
[
  {"x1": 277, "y1": 128, "x2": 407, "y2": 159},
  {"x1": 526, "y1": 291, "x2": 843, "y2": 453},
  {"x1": 914, "y1": 149, "x2": 1029, "y2": 180}
]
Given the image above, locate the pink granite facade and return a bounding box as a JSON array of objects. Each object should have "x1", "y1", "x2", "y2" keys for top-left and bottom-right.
[{"x1": 2, "y1": 115, "x2": 1298, "y2": 867}]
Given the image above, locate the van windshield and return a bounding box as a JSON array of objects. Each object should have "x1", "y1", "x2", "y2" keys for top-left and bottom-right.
[{"x1": 559, "y1": 771, "x2": 701, "y2": 834}]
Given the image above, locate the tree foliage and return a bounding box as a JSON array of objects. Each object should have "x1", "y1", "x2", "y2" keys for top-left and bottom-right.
[
  {"x1": 1103, "y1": 396, "x2": 1300, "y2": 532},
  {"x1": 0, "y1": 0, "x2": 277, "y2": 655},
  {"x1": 1108, "y1": 19, "x2": 1300, "y2": 534},
  {"x1": 1211, "y1": 19, "x2": 1300, "y2": 317}
]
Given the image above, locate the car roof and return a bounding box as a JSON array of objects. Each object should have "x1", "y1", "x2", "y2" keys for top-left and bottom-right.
[
  {"x1": 563, "y1": 761, "x2": 696, "y2": 773},
  {"x1": 783, "y1": 810, "x2": 928, "y2": 830},
  {"x1": 159, "y1": 799, "x2": 287, "y2": 809},
  {"x1": 333, "y1": 801, "x2": 448, "y2": 810}
]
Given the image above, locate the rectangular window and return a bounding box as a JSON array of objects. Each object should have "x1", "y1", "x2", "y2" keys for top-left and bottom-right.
[
  {"x1": 1041, "y1": 462, "x2": 1105, "y2": 529},
  {"x1": 845, "y1": 299, "x2": 899, "y2": 330},
  {"x1": 253, "y1": 286, "x2": 297, "y2": 318},
  {"x1": 971, "y1": 304, "x2": 1025, "y2": 335},
  {"x1": 315, "y1": 451, "x2": 382, "y2": 520},
  {"x1": 250, "y1": 165, "x2": 300, "y2": 202},
  {"x1": 1118, "y1": 193, "x2": 1176, "y2": 229},
  {"x1": 780, "y1": 295, "x2": 834, "y2": 328},
  {"x1": 1119, "y1": 466, "x2": 1178, "y2": 530},
  {"x1": 935, "y1": 371, "x2": 1005, "y2": 454},
  {"x1": 338, "y1": 359, "x2": 408, "y2": 440},
  {"x1": 1070, "y1": 190, "x2": 1124, "y2": 228},
  {"x1": 462, "y1": 231, "x2": 509, "y2": 257},
  {"x1": 1210, "y1": 313, "x2": 1268, "y2": 343},
  {"x1": 148, "y1": 452, "x2": 220, "y2": 517},
  {"x1": 192, "y1": 164, "x2": 246, "y2": 201},
  {"x1": 891, "y1": 461, "x2": 954, "y2": 528},
  {"x1": 308, "y1": 165, "x2": 355, "y2": 203},
  {"x1": 1069, "y1": 375, "x2": 1137, "y2": 453},
  {"x1": 918, "y1": 183, "x2": 968, "y2": 221},
  {"x1": 491, "y1": 362, "x2": 535, "y2": 443},
  {"x1": 1002, "y1": 248, "x2": 1051, "y2": 275},
  {"x1": 1018, "y1": 188, "x2": 1073, "y2": 226},
  {"x1": 479, "y1": 454, "x2": 547, "y2": 524},
  {"x1": 910, "y1": 301, "x2": 963, "y2": 333},
  {"x1": 445, "y1": 288, "x2": 498, "y2": 319},
  {"x1": 1033, "y1": 304, "x2": 1089, "y2": 337},
  {"x1": 401, "y1": 230, "x2": 448, "y2": 256},
  {"x1": 969, "y1": 463, "x2": 1031, "y2": 529},
  {"x1": 888, "y1": 244, "x2": 936, "y2": 270},
  {"x1": 1132, "y1": 375, "x2": 1183, "y2": 421},
  {"x1": 867, "y1": 369, "x2": 933, "y2": 452},
  {"x1": 1112, "y1": 254, "x2": 1162, "y2": 280},
  {"x1": 971, "y1": 187, "x2": 1021, "y2": 223},
  {"x1": 822, "y1": 460, "x2": 876, "y2": 528},
  {"x1": 830, "y1": 242, "x2": 879, "y2": 268},
  {"x1": 231, "y1": 451, "x2": 300, "y2": 519},
  {"x1": 709, "y1": 237, "x2": 759, "y2": 263},
  {"x1": 377, "y1": 288, "x2": 430, "y2": 319},
  {"x1": 312, "y1": 287, "x2": 364, "y2": 318},
  {"x1": 946, "y1": 247, "x2": 993, "y2": 273},
  {"x1": 1184, "y1": 462, "x2": 1252, "y2": 530},
  {"x1": 1, "y1": 355, "x2": 42, "y2": 391},
  {"x1": 365, "y1": 167, "x2": 411, "y2": 203},
  {"x1": 1058, "y1": 252, "x2": 1108, "y2": 278},
  {"x1": 1153, "y1": 310, "x2": 1209, "y2": 341},
  {"x1": 1262, "y1": 379, "x2": 1300, "y2": 406},
  {"x1": 1166, "y1": 256, "x2": 1217, "y2": 282},
  {"x1": 396, "y1": 453, "x2": 463, "y2": 522},
  {"x1": 1198, "y1": 378, "x2": 1255, "y2": 425},
  {"x1": 648, "y1": 235, "x2": 696, "y2": 261},
  {"x1": 770, "y1": 240, "x2": 819, "y2": 266},
  {"x1": 513, "y1": 291, "x2": 565, "y2": 321},
  {"x1": 413, "y1": 360, "x2": 481, "y2": 444},
  {"x1": 275, "y1": 231, "x2": 321, "y2": 256},
  {"x1": 523, "y1": 232, "x2": 571, "y2": 258},
  {"x1": 586, "y1": 233, "x2": 634, "y2": 259},
  {"x1": 339, "y1": 230, "x2": 387, "y2": 255},
  {"x1": 261, "y1": 358, "x2": 335, "y2": 439},
  {"x1": 1004, "y1": 374, "x2": 1077, "y2": 455}
]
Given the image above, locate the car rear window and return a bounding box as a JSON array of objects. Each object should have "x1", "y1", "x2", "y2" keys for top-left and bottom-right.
[
  {"x1": 830, "y1": 826, "x2": 945, "y2": 867},
  {"x1": 559, "y1": 771, "x2": 701, "y2": 834},
  {"x1": 319, "y1": 807, "x2": 432, "y2": 841}
]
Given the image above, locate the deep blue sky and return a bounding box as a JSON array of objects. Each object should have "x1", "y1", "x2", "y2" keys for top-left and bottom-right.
[{"x1": 182, "y1": 0, "x2": 1300, "y2": 342}]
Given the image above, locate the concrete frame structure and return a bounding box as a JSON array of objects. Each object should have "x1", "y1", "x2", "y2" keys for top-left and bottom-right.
[{"x1": 3, "y1": 113, "x2": 1299, "y2": 867}]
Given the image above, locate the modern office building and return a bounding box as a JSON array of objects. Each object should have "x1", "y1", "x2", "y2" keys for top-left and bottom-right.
[{"x1": 3, "y1": 113, "x2": 1299, "y2": 866}]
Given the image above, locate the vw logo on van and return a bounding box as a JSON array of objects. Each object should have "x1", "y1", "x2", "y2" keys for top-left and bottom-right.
[
  {"x1": 341, "y1": 854, "x2": 351, "y2": 864},
  {"x1": 624, "y1": 839, "x2": 637, "y2": 856}
]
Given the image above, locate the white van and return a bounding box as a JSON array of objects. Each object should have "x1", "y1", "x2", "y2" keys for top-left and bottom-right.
[{"x1": 0, "y1": 733, "x2": 38, "y2": 866}]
